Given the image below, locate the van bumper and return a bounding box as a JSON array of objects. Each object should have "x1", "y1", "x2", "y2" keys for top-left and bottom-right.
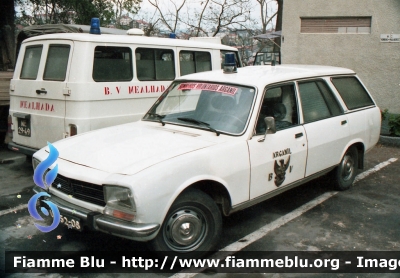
[
  {"x1": 8, "y1": 141, "x2": 38, "y2": 156},
  {"x1": 33, "y1": 187, "x2": 160, "y2": 240}
]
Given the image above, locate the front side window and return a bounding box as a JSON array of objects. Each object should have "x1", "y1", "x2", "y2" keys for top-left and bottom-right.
[
  {"x1": 255, "y1": 84, "x2": 298, "y2": 135},
  {"x1": 331, "y1": 76, "x2": 374, "y2": 110},
  {"x1": 20, "y1": 45, "x2": 43, "y2": 79},
  {"x1": 143, "y1": 81, "x2": 256, "y2": 135},
  {"x1": 179, "y1": 51, "x2": 212, "y2": 76},
  {"x1": 298, "y1": 80, "x2": 342, "y2": 123},
  {"x1": 136, "y1": 48, "x2": 175, "y2": 81},
  {"x1": 44, "y1": 45, "x2": 70, "y2": 81},
  {"x1": 93, "y1": 46, "x2": 133, "y2": 82}
]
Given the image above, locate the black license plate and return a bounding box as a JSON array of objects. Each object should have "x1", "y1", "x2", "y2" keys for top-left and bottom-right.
[
  {"x1": 49, "y1": 209, "x2": 83, "y2": 231},
  {"x1": 17, "y1": 118, "x2": 31, "y2": 137},
  {"x1": 59, "y1": 214, "x2": 83, "y2": 231}
]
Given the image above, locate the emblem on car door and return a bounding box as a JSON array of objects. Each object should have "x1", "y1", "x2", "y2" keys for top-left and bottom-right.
[{"x1": 274, "y1": 156, "x2": 291, "y2": 186}]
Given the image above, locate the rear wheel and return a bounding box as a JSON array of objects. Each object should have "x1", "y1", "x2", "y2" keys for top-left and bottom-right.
[
  {"x1": 150, "y1": 189, "x2": 222, "y2": 258},
  {"x1": 333, "y1": 146, "x2": 358, "y2": 191}
]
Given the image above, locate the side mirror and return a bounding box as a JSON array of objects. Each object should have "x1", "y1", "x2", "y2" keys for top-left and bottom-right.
[
  {"x1": 258, "y1": 116, "x2": 276, "y2": 142},
  {"x1": 265, "y1": 116, "x2": 276, "y2": 134}
]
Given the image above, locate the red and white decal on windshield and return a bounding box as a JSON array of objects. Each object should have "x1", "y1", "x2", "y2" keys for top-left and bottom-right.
[{"x1": 178, "y1": 83, "x2": 238, "y2": 95}]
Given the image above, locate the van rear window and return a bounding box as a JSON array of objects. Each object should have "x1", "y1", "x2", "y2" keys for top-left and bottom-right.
[
  {"x1": 44, "y1": 45, "x2": 70, "y2": 81},
  {"x1": 93, "y1": 46, "x2": 133, "y2": 82},
  {"x1": 331, "y1": 77, "x2": 374, "y2": 110},
  {"x1": 20, "y1": 45, "x2": 43, "y2": 80}
]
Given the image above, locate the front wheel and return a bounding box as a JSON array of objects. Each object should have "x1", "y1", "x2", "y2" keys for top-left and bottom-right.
[
  {"x1": 333, "y1": 146, "x2": 358, "y2": 191},
  {"x1": 150, "y1": 189, "x2": 222, "y2": 258}
]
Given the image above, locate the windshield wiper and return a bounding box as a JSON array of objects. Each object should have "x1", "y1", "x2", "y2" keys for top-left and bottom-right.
[
  {"x1": 146, "y1": 112, "x2": 166, "y2": 126},
  {"x1": 177, "y1": 117, "x2": 220, "y2": 136}
]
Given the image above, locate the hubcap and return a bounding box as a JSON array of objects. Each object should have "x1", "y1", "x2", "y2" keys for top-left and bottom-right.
[
  {"x1": 341, "y1": 154, "x2": 354, "y2": 181},
  {"x1": 164, "y1": 209, "x2": 207, "y2": 252}
]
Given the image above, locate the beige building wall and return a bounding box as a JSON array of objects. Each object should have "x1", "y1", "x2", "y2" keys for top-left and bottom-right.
[{"x1": 281, "y1": 0, "x2": 400, "y2": 113}]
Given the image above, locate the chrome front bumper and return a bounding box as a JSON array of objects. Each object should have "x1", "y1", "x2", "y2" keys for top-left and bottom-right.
[{"x1": 34, "y1": 187, "x2": 160, "y2": 240}]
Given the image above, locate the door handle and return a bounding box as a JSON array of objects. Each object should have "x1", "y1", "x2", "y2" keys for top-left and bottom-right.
[
  {"x1": 341, "y1": 120, "x2": 347, "y2": 125},
  {"x1": 36, "y1": 89, "x2": 47, "y2": 95},
  {"x1": 295, "y1": 132, "x2": 303, "y2": 138}
]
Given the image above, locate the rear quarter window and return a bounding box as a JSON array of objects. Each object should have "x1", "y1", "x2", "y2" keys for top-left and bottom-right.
[
  {"x1": 20, "y1": 45, "x2": 43, "y2": 79},
  {"x1": 331, "y1": 76, "x2": 374, "y2": 110}
]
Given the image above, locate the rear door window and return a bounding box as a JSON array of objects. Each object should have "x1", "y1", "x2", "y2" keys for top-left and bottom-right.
[
  {"x1": 43, "y1": 45, "x2": 70, "y2": 81},
  {"x1": 331, "y1": 77, "x2": 374, "y2": 110},
  {"x1": 298, "y1": 80, "x2": 343, "y2": 123},
  {"x1": 20, "y1": 45, "x2": 43, "y2": 79},
  {"x1": 93, "y1": 46, "x2": 133, "y2": 82}
]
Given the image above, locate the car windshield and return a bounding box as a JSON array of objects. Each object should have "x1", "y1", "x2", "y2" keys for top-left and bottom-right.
[{"x1": 143, "y1": 81, "x2": 256, "y2": 135}]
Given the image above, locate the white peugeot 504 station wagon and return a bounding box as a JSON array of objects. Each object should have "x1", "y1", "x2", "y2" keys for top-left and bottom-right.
[{"x1": 33, "y1": 59, "x2": 381, "y2": 256}]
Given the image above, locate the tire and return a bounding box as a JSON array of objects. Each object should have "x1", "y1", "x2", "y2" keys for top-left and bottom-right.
[
  {"x1": 333, "y1": 146, "x2": 358, "y2": 191},
  {"x1": 150, "y1": 189, "x2": 222, "y2": 258}
]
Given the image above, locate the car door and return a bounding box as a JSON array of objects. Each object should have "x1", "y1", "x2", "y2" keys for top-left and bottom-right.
[
  {"x1": 297, "y1": 79, "x2": 350, "y2": 177},
  {"x1": 248, "y1": 83, "x2": 308, "y2": 199}
]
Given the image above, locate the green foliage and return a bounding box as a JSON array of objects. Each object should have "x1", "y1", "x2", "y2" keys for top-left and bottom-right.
[
  {"x1": 388, "y1": 114, "x2": 400, "y2": 137},
  {"x1": 381, "y1": 108, "x2": 389, "y2": 121},
  {"x1": 382, "y1": 109, "x2": 400, "y2": 137},
  {"x1": 15, "y1": 0, "x2": 141, "y2": 27}
]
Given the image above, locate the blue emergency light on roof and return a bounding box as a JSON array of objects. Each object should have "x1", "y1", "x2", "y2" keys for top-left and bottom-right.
[
  {"x1": 169, "y1": 33, "x2": 176, "y2": 39},
  {"x1": 223, "y1": 52, "x2": 237, "y2": 73},
  {"x1": 90, "y1": 18, "x2": 101, "y2": 35}
]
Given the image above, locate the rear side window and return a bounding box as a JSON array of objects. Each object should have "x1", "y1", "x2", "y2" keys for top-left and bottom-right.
[
  {"x1": 93, "y1": 46, "x2": 133, "y2": 82},
  {"x1": 44, "y1": 45, "x2": 70, "y2": 81},
  {"x1": 331, "y1": 77, "x2": 374, "y2": 110},
  {"x1": 298, "y1": 80, "x2": 343, "y2": 123},
  {"x1": 136, "y1": 48, "x2": 175, "y2": 81},
  {"x1": 20, "y1": 45, "x2": 43, "y2": 79},
  {"x1": 179, "y1": 51, "x2": 211, "y2": 76}
]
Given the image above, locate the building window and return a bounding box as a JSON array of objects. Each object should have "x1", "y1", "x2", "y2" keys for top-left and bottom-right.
[{"x1": 301, "y1": 17, "x2": 371, "y2": 34}]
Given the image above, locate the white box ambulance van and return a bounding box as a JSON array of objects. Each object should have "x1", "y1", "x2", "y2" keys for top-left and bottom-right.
[{"x1": 8, "y1": 29, "x2": 241, "y2": 156}]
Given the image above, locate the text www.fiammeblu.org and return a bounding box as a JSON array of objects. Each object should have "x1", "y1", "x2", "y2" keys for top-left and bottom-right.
[{"x1": 120, "y1": 255, "x2": 400, "y2": 271}]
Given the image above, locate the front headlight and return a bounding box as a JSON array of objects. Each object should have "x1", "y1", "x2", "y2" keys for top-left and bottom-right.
[{"x1": 103, "y1": 185, "x2": 136, "y2": 222}]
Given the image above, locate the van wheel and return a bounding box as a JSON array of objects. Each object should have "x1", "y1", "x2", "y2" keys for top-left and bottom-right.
[
  {"x1": 333, "y1": 146, "x2": 358, "y2": 191},
  {"x1": 150, "y1": 189, "x2": 221, "y2": 258}
]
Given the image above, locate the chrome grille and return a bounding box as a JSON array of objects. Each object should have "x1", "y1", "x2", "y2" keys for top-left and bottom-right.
[{"x1": 52, "y1": 175, "x2": 105, "y2": 206}]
